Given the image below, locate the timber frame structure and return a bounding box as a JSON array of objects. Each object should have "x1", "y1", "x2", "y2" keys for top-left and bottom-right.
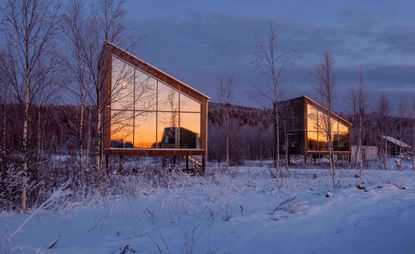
[{"x1": 101, "y1": 41, "x2": 209, "y2": 169}]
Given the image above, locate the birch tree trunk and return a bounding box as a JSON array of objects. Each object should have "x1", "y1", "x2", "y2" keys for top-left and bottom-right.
[
  {"x1": 22, "y1": 68, "x2": 30, "y2": 211},
  {"x1": 95, "y1": 99, "x2": 103, "y2": 184},
  {"x1": 252, "y1": 23, "x2": 295, "y2": 179},
  {"x1": 313, "y1": 52, "x2": 336, "y2": 188},
  {"x1": 87, "y1": 103, "x2": 92, "y2": 168},
  {"x1": 216, "y1": 74, "x2": 235, "y2": 167},
  {"x1": 274, "y1": 102, "x2": 280, "y2": 177},
  {"x1": 79, "y1": 79, "x2": 84, "y2": 174}
]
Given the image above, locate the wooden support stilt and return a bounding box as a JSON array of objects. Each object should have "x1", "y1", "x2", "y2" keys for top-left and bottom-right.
[{"x1": 202, "y1": 155, "x2": 206, "y2": 174}]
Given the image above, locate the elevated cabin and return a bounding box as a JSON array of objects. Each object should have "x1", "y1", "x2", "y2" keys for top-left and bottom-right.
[
  {"x1": 101, "y1": 42, "x2": 209, "y2": 170},
  {"x1": 278, "y1": 96, "x2": 352, "y2": 162}
]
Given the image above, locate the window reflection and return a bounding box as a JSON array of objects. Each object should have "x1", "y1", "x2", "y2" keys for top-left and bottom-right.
[
  {"x1": 158, "y1": 82, "x2": 179, "y2": 112},
  {"x1": 157, "y1": 112, "x2": 179, "y2": 148},
  {"x1": 180, "y1": 94, "x2": 201, "y2": 112},
  {"x1": 110, "y1": 55, "x2": 202, "y2": 150},
  {"x1": 306, "y1": 102, "x2": 349, "y2": 152},
  {"x1": 134, "y1": 111, "x2": 157, "y2": 148},
  {"x1": 110, "y1": 110, "x2": 134, "y2": 148},
  {"x1": 180, "y1": 113, "x2": 200, "y2": 148},
  {"x1": 135, "y1": 70, "x2": 157, "y2": 111},
  {"x1": 307, "y1": 132, "x2": 318, "y2": 151},
  {"x1": 111, "y1": 57, "x2": 135, "y2": 110},
  {"x1": 339, "y1": 123, "x2": 348, "y2": 134},
  {"x1": 307, "y1": 104, "x2": 318, "y2": 132}
]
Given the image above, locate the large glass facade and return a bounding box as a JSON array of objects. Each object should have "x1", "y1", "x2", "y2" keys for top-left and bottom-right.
[
  {"x1": 110, "y1": 56, "x2": 202, "y2": 149},
  {"x1": 306, "y1": 103, "x2": 349, "y2": 152}
]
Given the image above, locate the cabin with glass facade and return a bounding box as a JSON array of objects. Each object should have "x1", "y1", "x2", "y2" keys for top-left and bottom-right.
[
  {"x1": 279, "y1": 96, "x2": 352, "y2": 162},
  {"x1": 102, "y1": 42, "x2": 209, "y2": 169}
]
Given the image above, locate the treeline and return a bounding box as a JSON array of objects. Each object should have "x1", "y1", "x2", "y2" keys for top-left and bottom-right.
[{"x1": 0, "y1": 101, "x2": 413, "y2": 166}]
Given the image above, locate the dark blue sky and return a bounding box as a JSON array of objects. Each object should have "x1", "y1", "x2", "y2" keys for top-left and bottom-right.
[{"x1": 124, "y1": 0, "x2": 415, "y2": 113}]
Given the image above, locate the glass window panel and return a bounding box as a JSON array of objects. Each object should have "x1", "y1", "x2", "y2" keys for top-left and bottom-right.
[
  {"x1": 307, "y1": 104, "x2": 318, "y2": 132},
  {"x1": 134, "y1": 111, "x2": 157, "y2": 148},
  {"x1": 307, "y1": 131, "x2": 318, "y2": 151},
  {"x1": 318, "y1": 111, "x2": 329, "y2": 131},
  {"x1": 331, "y1": 119, "x2": 339, "y2": 134},
  {"x1": 135, "y1": 70, "x2": 157, "y2": 111},
  {"x1": 339, "y1": 123, "x2": 348, "y2": 134},
  {"x1": 317, "y1": 129, "x2": 328, "y2": 151},
  {"x1": 180, "y1": 113, "x2": 201, "y2": 148},
  {"x1": 180, "y1": 94, "x2": 201, "y2": 112},
  {"x1": 111, "y1": 57, "x2": 135, "y2": 110},
  {"x1": 318, "y1": 138, "x2": 328, "y2": 151},
  {"x1": 333, "y1": 134, "x2": 340, "y2": 151},
  {"x1": 337, "y1": 134, "x2": 349, "y2": 151},
  {"x1": 157, "y1": 112, "x2": 179, "y2": 148},
  {"x1": 158, "y1": 82, "x2": 179, "y2": 112},
  {"x1": 110, "y1": 110, "x2": 134, "y2": 148}
]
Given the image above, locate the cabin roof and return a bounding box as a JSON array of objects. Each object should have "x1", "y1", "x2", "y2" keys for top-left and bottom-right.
[
  {"x1": 281, "y1": 95, "x2": 353, "y2": 127},
  {"x1": 381, "y1": 135, "x2": 411, "y2": 148}
]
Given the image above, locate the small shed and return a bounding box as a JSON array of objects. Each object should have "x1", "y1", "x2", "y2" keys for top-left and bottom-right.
[
  {"x1": 351, "y1": 145, "x2": 378, "y2": 162},
  {"x1": 381, "y1": 135, "x2": 412, "y2": 155}
]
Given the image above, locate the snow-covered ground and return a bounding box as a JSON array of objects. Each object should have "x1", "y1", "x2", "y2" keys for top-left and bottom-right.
[{"x1": 1, "y1": 165, "x2": 415, "y2": 253}]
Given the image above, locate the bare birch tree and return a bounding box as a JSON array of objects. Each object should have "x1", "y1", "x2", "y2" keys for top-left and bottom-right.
[
  {"x1": 63, "y1": 0, "x2": 144, "y2": 182},
  {"x1": 350, "y1": 70, "x2": 369, "y2": 176},
  {"x1": 61, "y1": 0, "x2": 87, "y2": 174},
  {"x1": 377, "y1": 93, "x2": 390, "y2": 170},
  {"x1": 216, "y1": 74, "x2": 235, "y2": 166},
  {"x1": 397, "y1": 100, "x2": 409, "y2": 155},
  {"x1": 313, "y1": 52, "x2": 336, "y2": 188},
  {"x1": 0, "y1": 49, "x2": 7, "y2": 172},
  {"x1": 252, "y1": 22, "x2": 294, "y2": 178},
  {"x1": 0, "y1": 0, "x2": 61, "y2": 211},
  {"x1": 31, "y1": 56, "x2": 62, "y2": 178}
]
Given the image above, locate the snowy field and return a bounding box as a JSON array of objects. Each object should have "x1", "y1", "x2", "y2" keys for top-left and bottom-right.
[{"x1": 1, "y1": 164, "x2": 415, "y2": 254}]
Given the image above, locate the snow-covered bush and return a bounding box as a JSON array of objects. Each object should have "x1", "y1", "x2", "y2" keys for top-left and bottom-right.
[{"x1": 0, "y1": 164, "x2": 22, "y2": 211}]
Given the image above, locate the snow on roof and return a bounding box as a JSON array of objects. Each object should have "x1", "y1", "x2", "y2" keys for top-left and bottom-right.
[
  {"x1": 381, "y1": 135, "x2": 412, "y2": 148},
  {"x1": 105, "y1": 41, "x2": 210, "y2": 100}
]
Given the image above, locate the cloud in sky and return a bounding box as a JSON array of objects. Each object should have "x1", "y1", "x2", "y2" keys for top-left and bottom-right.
[{"x1": 125, "y1": 0, "x2": 415, "y2": 112}]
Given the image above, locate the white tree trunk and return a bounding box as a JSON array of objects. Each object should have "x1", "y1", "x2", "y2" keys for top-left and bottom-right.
[
  {"x1": 87, "y1": 103, "x2": 92, "y2": 168},
  {"x1": 95, "y1": 103, "x2": 103, "y2": 184},
  {"x1": 327, "y1": 115, "x2": 336, "y2": 188},
  {"x1": 21, "y1": 71, "x2": 30, "y2": 211},
  {"x1": 79, "y1": 80, "x2": 84, "y2": 174},
  {"x1": 274, "y1": 102, "x2": 280, "y2": 178}
]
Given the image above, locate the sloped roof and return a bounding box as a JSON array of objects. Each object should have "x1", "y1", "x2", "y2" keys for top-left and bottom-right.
[
  {"x1": 104, "y1": 41, "x2": 209, "y2": 100},
  {"x1": 303, "y1": 95, "x2": 352, "y2": 126},
  {"x1": 281, "y1": 95, "x2": 353, "y2": 127},
  {"x1": 381, "y1": 135, "x2": 412, "y2": 148}
]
